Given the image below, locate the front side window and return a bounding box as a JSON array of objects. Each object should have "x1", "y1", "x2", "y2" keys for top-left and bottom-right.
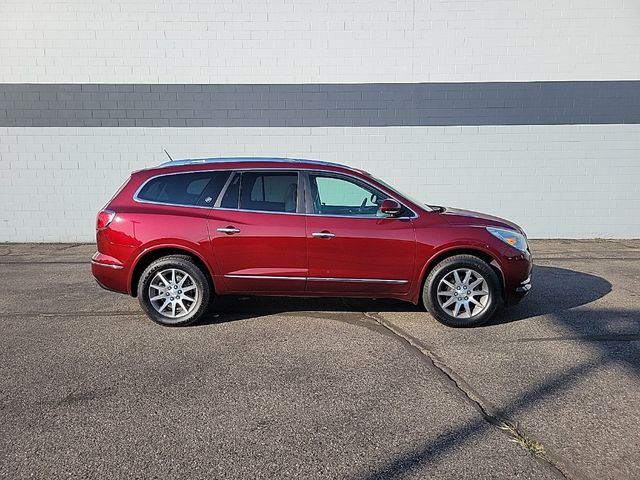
[
  {"x1": 218, "y1": 171, "x2": 299, "y2": 213},
  {"x1": 137, "y1": 171, "x2": 231, "y2": 207},
  {"x1": 309, "y1": 173, "x2": 388, "y2": 216}
]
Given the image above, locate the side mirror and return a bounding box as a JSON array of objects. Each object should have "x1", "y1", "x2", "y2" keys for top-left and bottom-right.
[{"x1": 380, "y1": 199, "x2": 403, "y2": 217}]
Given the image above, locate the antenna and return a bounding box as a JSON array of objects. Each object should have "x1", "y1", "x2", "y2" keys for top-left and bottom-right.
[{"x1": 163, "y1": 149, "x2": 174, "y2": 162}]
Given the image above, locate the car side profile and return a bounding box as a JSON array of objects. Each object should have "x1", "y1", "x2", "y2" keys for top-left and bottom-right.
[{"x1": 92, "y1": 157, "x2": 532, "y2": 327}]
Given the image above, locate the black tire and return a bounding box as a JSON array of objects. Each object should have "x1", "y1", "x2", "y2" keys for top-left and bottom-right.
[
  {"x1": 423, "y1": 254, "x2": 502, "y2": 327},
  {"x1": 137, "y1": 254, "x2": 212, "y2": 327}
]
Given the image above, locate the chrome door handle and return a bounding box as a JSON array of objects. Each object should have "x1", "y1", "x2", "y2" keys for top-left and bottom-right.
[
  {"x1": 217, "y1": 227, "x2": 241, "y2": 235},
  {"x1": 312, "y1": 231, "x2": 335, "y2": 238}
]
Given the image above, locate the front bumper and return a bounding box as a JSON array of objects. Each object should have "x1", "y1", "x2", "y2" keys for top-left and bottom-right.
[
  {"x1": 503, "y1": 262, "x2": 533, "y2": 305},
  {"x1": 501, "y1": 248, "x2": 533, "y2": 306},
  {"x1": 506, "y1": 274, "x2": 532, "y2": 306},
  {"x1": 516, "y1": 275, "x2": 532, "y2": 293}
]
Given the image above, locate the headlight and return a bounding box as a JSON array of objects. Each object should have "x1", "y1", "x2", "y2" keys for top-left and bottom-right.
[{"x1": 486, "y1": 227, "x2": 528, "y2": 253}]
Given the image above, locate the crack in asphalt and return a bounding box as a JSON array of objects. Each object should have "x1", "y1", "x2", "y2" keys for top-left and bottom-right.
[
  {"x1": 0, "y1": 293, "x2": 613, "y2": 478},
  {"x1": 358, "y1": 311, "x2": 581, "y2": 480}
]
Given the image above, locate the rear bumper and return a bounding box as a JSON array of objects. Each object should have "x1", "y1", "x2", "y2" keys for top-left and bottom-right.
[{"x1": 91, "y1": 252, "x2": 129, "y2": 294}]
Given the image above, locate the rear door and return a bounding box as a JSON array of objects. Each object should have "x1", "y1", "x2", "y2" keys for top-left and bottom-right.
[
  {"x1": 208, "y1": 170, "x2": 307, "y2": 294},
  {"x1": 304, "y1": 171, "x2": 416, "y2": 296}
]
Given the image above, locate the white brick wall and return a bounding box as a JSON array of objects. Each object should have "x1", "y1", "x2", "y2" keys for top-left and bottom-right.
[
  {"x1": 0, "y1": 0, "x2": 638, "y2": 83},
  {"x1": 0, "y1": 0, "x2": 639, "y2": 241},
  {"x1": 1, "y1": 125, "x2": 639, "y2": 242}
]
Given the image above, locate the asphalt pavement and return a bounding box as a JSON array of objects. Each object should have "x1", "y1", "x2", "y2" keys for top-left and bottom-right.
[{"x1": 0, "y1": 240, "x2": 638, "y2": 479}]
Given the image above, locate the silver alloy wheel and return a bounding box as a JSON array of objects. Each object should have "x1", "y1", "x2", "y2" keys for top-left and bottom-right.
[
  {"x1": 436, "y1": 268, "x2": 490, "y2": 319},
  {"x1": 148, "y1": 268, "x2": 198, "y2": 319}
]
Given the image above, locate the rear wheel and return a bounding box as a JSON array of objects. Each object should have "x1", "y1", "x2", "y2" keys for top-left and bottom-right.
[
  {"x1": 137, "y1": 255, "x2": 212, "y2": 326},
  {"x1": 423, "y1": 254, "x2": 501, "y2": 327}
]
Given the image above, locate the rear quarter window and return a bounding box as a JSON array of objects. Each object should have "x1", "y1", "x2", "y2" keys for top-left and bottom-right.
[{"x1": 136, "y1": 171, "x2": 230, "y2": 207}]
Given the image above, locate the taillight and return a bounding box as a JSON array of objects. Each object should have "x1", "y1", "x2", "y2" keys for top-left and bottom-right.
[{"x1": 96, "y1": 209, "x2": 115, "y2": 230}]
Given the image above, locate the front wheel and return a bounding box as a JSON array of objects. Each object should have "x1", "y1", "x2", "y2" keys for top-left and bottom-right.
[
  {"x1": 137, "y1": 255, "x2": 212, "y2": 326},
  {"x1": 423, "y1": 255, "x2": 502, "y2": 327}
]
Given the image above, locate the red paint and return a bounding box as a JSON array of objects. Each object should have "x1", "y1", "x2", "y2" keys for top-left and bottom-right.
[{"x1": 91, "y1": 158, "x2": 532, "y2": 306}]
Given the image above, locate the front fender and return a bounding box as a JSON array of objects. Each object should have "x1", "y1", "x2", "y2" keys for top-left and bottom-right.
[{"x1": 410, "y1": 238, "x2": 506, "y2": 305}]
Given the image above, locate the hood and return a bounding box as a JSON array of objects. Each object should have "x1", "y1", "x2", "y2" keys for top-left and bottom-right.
[{"x1": 435, "y1": 206, "x2": 524, "y2": 234}]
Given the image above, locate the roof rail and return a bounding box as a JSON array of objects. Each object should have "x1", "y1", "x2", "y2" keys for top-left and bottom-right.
[{"x1": 159, "y1": 156, "x2": 347, "y2": 168}]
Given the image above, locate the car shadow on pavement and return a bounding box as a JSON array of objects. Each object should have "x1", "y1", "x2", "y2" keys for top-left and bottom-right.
[
  {"x1": 201, "y1": 295, "x2": 420, "y2": 325},
  {"x1": 197, "y1": 266, "x2": 639, "y2": 478},
  {"x1": 355, "y1": 271, "x2": 640, "y2": 480},
  {"x1": 489, "y1": 265, "x2": 613, "y2": 325},
  {"x1": 201, "y1": 265, "x2": 613, "y2": 327}
]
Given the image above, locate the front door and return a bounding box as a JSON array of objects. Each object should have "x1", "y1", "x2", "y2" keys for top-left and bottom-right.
[
  {"x1": 304, "y1": 172, "x2": 416, "y2": 296},
  {"x1": 208, "y1": 170, "x2": 307, "y2": 294}
]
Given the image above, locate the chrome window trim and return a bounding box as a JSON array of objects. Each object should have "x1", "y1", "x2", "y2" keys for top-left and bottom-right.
[
  {"x1": 214, "y1": 169, "x2": 303, "y2": 214},
  {"x1": 133, "y1": 170, "x2": 231, "y2": 209},
  {"x1": 212, "y1": 206, "x2": 305, "y2": 217},
  {"x1": 210, "y1": 206, "x2": 414, "y2": 219},
  {"x1": 132, "y1": 167, "x2": 419, "y2": 219},
  {"x1": 304, "y1": 212, "x2": 416, "y2": 220},
  {"x1": 132, "y1": 198, "x2": 216, "y2": 210},
  {"x1": 224, "y1": 274, "x2": 408, "y2": 284}
]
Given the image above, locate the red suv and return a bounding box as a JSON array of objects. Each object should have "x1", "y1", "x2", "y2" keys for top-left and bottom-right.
[{"x1": 92, "y1": 158, "x2": 531, "y2": 327}]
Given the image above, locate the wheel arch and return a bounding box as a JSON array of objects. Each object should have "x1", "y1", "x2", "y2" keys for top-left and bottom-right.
[
  {"x1": 414, "y1": 246, "x2": 505, "y2": 304},
  {"x1": 128, "y1": 245, "x2": 214, "y2": 297}
]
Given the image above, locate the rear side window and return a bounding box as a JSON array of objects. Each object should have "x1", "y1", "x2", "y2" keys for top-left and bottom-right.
[
  {"x1": 240, "y1": 172, "x2": 298, "y2": 212},
  {"x1": 220, "y1": 173, "x2": 240, "y2": 209},
  {"x1": 136, "y1": 171, "x2": 231, "y2": 207},
  {"x1": 218, "y1": 171, "x2": 298, "y2": 212}
]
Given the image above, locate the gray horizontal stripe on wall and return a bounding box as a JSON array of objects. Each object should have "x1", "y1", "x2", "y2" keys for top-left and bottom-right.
[{"x1": 0, "y1": 81, "x2": 639, "y2": 128}]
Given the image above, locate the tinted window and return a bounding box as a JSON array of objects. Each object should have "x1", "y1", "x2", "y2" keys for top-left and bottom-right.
[
  {"x1": 137, "y1": 171, "x2": 230, "y2": 207},
  {"x1": 236, "y1": 172, "x2": 298, "y2": 212},
  {"x1": 310, "y1": 173, "x2": 386, "y2": 216},
  {"x1": 220, "y1": 173, "x2": 240, "y2": 209}
]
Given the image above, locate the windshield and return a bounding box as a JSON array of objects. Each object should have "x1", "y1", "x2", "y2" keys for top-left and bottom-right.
[{"x1": 366, "y1": 174, "x2": 433, "y2": 212}]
